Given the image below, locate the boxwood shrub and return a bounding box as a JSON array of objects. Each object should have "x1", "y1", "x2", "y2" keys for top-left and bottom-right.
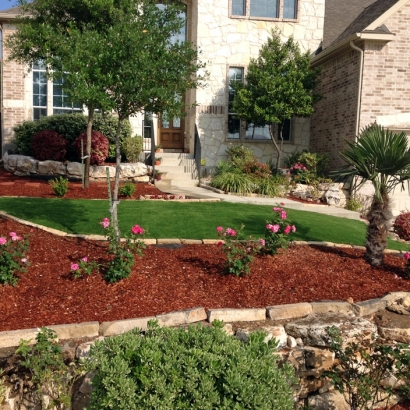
[{"x1": 87, "y1": 320, "x2": 295, "y2": 410}]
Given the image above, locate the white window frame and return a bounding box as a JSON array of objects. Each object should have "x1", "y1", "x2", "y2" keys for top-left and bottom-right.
[{"x1": 229, "y1": 0, "x2": 298, "y2": 21}]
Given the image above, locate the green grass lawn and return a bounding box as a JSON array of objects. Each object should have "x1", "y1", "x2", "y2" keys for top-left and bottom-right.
[{"x1": 0, "y1": 197, "x2": 407, "y2": 251}]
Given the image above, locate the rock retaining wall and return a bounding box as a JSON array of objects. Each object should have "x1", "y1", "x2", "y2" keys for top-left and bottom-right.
[
  {"x1": 2, "y1": 153, "x2": 152, "y2": 181},
  {"x1": 1, "y1": 293, "x2": 410, "y2": 410}
]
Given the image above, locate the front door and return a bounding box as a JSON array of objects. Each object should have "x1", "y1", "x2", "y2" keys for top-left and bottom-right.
[{"x1": 159, "y1": 115, "x2": 184, "y2": 150}]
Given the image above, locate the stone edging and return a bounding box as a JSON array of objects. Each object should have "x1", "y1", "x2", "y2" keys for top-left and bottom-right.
[
  {"x1": 0, "y1": 211, "x2": 404, "y2": 253},
  {"x1": 1, "y1": 293, "x2": 409, "y2": 351}
]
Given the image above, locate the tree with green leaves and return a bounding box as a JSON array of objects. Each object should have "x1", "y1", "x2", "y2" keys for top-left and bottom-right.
[
  {"x1": 333, "y1": 124, "x2": 410, "y2": 266},
  {"x1": 232, "y1": 29, "x2": 320, "y2": 171},
  {"x1": 7, "y1": 0, "x2": 206, "y2": 241}
]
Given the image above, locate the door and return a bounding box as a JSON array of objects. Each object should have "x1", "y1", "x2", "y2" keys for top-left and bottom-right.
[{"x1": 159, "y1": 115, "x2": 184, "y2": 149}]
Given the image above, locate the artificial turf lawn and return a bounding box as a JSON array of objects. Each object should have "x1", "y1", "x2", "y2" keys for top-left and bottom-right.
[{"x1": 0, "y1": 197, "x2": 407, "y2": 251}]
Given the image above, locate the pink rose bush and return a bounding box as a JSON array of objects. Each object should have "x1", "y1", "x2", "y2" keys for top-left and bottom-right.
[
  {"x1": 264, "y1": 205, "x2": 296, "y2": 255},
  {"x1": 0, "y1": 231, "x2": 30, "y2": 286},
  {"x1": 216, "y1": 225, "x2": 265, "y2": 276}
]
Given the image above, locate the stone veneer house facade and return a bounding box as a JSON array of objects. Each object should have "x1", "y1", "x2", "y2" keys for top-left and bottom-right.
[
  {"x1": 310, "y1": 0, "x2": 410, "y2": 214},
  {"x1": 0, "y1": 1, "x2": 325, "y2": 172}
]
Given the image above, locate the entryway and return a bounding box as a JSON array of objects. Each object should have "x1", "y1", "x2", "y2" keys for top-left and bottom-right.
[{"x1": 158, "y1": 116, "x2": 184, "y2": 150}]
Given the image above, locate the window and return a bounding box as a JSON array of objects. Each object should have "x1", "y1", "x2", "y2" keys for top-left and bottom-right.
[
  {"x1": 33, "y1": 62, "x2": 47, "y2": 121},
  {"x1": 32, "y1": 63, "x2": 83, "y2": 120},
  {"x1": 231, "y1": 0, "x2": 297, "y2": 19},
  {"x1": 227, "y1": 67, "x2": 293, "y2": 142},
  {"x1": 143, "y1": 112, "x2": 154, "y2": 139}
]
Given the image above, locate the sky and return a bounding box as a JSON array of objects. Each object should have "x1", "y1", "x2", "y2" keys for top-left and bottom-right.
[{"x1": 0, "y1": 0, "x2": 17, "y2": 11}]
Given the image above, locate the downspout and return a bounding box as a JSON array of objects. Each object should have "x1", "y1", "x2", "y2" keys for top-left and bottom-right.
[{"x1": 350, "y1": 41, "x2": 364, "y2": 140}]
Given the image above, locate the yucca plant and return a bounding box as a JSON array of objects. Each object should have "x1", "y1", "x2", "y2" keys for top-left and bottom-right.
[
  {"x1": 332, "y1": 124, "x2": 410, "y2": 266},
  {"x1": 210, "y1": 172, "x2": 255, "y2": 194}
]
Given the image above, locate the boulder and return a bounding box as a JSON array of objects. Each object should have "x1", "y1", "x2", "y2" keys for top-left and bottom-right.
[
  {"x1": 37, "y1": 160, "x2": 66, "y2": 175},
  {"x1": 16, "y1": 156, "x2": 38, "y2": 175},
  {"x1": 324, "y1": 183, "x2": 346, "y2": 206}
]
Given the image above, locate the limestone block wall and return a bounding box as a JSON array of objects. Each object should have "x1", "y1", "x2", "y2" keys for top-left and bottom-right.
[
  {"x1": 359, "y1": 2, "x2": 410, "y2": 131},
  {"x1": 193, "y1": 0, "x2": 325, "y2": 169},
  {"x1": 310, "y1": 50, "x2": 360, "y2": 171}
]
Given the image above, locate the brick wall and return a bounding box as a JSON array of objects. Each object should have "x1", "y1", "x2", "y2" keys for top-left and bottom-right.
[
  {"x1": 360, "y1": 3, "x2": 410, "y2": 128},
  {"x1": 1, "y1": 25, "x2": 26, "y2": 154},
  {"x1": 310, "y1": 50, "x2": 360, "y2": 170}
]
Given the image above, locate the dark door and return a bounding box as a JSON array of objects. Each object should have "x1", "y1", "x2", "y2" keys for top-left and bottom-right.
[{"x1": 159, "y1": 116, "x2": 184, "y2": 149}]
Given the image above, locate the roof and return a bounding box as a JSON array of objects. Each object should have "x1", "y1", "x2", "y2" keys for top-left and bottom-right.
[
  {"x1": 0, "y1": 6, "x2": 21, "y2": 14},
  {"x1": 322, "y1": 0, "x2": 402, "y2": 50}
]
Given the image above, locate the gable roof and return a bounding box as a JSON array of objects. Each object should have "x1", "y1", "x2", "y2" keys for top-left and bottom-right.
[
  {"x1": 329, "y1": 0, "x2": 401, "y2": 48},
  {"x1": 323, "y1": 0, "x2": 377, "y2": 49}
]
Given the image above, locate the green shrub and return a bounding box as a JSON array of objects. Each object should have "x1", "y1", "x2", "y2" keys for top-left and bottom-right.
[
  {"x1": 226, "y1": 145, "x2": 255, "y2": 168},
  {"x1": 284, "y1": 150, "x2": 328, "y2": 178},
  {"x1": 49, "y1": 176, "x2": 69, "y2": 197},
  {"x1": 211, "y1": 172, "x2": 255, "y2": 194},
  {"x1": 88, "y1": 320, "x2": 295, "y2": 410},
  {"x1": 16, "y1": 328, "x2": 81, "y2": 409},
  {"x1": 13, "y1": 120, "x2": 39, "y2": 155},
  {"x1": 119, "y1": 182, "x2": 136, "y2": 198},
  {"x1": 256, "y1": 177, "x2": 285, "y2": 197},
  {"x1": 213, "y1": 160, "x2": 237, "y2": 176},
  {"x1": 121, "y1": 135, "x2": 143, "y2": 163}
]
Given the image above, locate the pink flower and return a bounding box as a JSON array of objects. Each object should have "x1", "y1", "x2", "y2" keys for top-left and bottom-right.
[
  {"x1": 284, "y1": 225, "x2": 291, "y2": 235},
  {"x1": 100, "y1": 218, "x2": 110, "y2": 229},
  {"x1": 131, "y1": 225, "x2": 145, "y2": 235},
  {"x1": 272, "y1": 224, "x2": 280, "y2": 233},
  {"x1": 71, "y1": 263, "x2": 79, "y2": 271},
  {"x1": 230, "y1": 230, "x2": 237, "y2": 237},
  {"x1": 9, "y1": 232, "x2": 17, "y2": 237},
  {"x1": 0, "y1": 237, "x2": 6, "y2": 245},
  {"x1": 280, "y1": 202, "x2": 285, "y2": 206},
  {"x1": 81, "y1": 257, "x2": 88, "y2": 262},
  {"x1": 403, "y1": 252, "x2": 410, "y2": 260},
  {"x1": 216, "y1": 226, "x2": 223, "y2": 233},
  {"x1": 259, "y1": 238, "x2": 265, "y2": 246},
  {"x1": 280, "y1": 211, "x2": 287, "y2": 220},
  {"x1": 217, "y1": 241, "x2": 223, "y2": 247},
  {"x1": 225, "y1": 228, "x2": 233, "y2": 234},
  {"x1": 11, "y1": 235, "x2": 22, "y2": 241},
  {"x1": 273, "y1": 207, "x2": 282, "y2": 212},
  {"x1": 21, "y1": 258, "x2": 27, "y2": 263},
  {"x1": 291, "y1": 225, "x2": 296, "y2": 233}
]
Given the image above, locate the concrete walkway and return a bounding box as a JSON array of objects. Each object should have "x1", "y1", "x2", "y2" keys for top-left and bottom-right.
[{"x1": 157, "y1": 183, "x2": 363, "y2": 221}]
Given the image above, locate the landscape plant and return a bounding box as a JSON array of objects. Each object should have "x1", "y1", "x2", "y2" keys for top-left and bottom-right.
[
  {"x1": 100, "y1": 217, "x2": 146, "y2": 283},
  {"x1": 0, "y1": 231, "x2": 30, "y2": 286},
  {"x1": 216, "y1": 225, "x2": 264, "y2": 276},
  {"x1": 333, "y1": 124, "x2": 410, "y2": 266},
  {"x1": 70, "y1": 256, "x2": 99, "y2": 279},
  {"x1": 323, "y1": 326, "x2": 410, "y2": 410},
  {"x1": 119, "y1": 182, "x2": 136, "y2": 198},
  {"x1": 231, "y1": 29, "x2": 320, "y2": 171},
  {"x1": 16, "y1": 327, "x2": 81, "y2": 410},
  {"x1": 264, "y1": 205, "x2": 296, "y2": 254},
  {"x1": 394, "y1": 211, "x2": 410, "y2": 241},
  {"x1": 48, "y1": 176, "x2": 69, "y2": 197},
  {"x1": 121, "y1": 135, "x2": 143, "y2": 163},
  {"x1": 73, "y1": 131, "x2": 109, "y2": 165},
  {"x1": 87, "y1": 320, "x2": 296, "y2": 410},
  {"x1": 31, "y1": 130, "x2": 67, "y2": 162}
]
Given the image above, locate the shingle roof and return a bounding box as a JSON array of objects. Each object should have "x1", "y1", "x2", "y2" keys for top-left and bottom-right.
[
  {"x1": 0, "y1": 6, "x2": 21, "y2": 14},
  {"x1": 323, "y1": 0, "x2": 400, "y2": 49}
]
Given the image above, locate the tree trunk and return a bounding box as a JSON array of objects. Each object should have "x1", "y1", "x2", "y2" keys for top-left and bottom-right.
[
  {"x1": 84, "y1": 106, "x2": 94, "y2": 189},
  {"x1": 365, "y1": 189, "x2": 392, "y2": 266},
  {"x1": 110, "y1": 118, "x2": 123, "y2": 244},
  {"x1": 269, "y1": 124, "x2": 282, "y2": 173}
]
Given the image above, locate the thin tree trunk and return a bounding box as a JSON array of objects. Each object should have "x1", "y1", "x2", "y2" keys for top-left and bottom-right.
[
  {"x1": 110, "y1": 118, "x2": 123, "y2": 244},
  {"x1": 365, "y1": 189, "x2": 392, "y2": 266},
  {"x1": 269, "y1": 124, "x2": 282, "y2": 173},
  {"x1": 84, "y1": 105, "x2": 94, "y2": 189}
]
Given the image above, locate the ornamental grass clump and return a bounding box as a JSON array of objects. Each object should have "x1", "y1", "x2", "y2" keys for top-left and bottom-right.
[
  {"x1": 87, "y1": 320, "x2": 295, "y2": 410},
  {"x1": 264, "y1": 204, "x2": 296, "y2": 255},
  {"x1": 0, "y1": 231, "x2": 30, "y2": 286},
  {"x1": 216, "y1": 224, "x2": 264, "y2": 276}
]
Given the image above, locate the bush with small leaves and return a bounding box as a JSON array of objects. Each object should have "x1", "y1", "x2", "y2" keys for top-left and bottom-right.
[
  {"x1": 49, "y1": 176, "x2": 69, "y2": 197},
  {"x1": 87, "y1": 320, "x2": 295, "y2": 410},
  {"x1": 31, "y1": 130, "x2": 67, "y2": 161},
  {"x1": 394, "y1": 211, "x2": 410, "y2": 241},
  {"x1": 73, "y1": 131, "x2": 109, "y2": 165},
  {"x1": 122, "y1": 135, "x2": 143, "y2": 163},
  {"x1": 119, "y1": 182, "x2": 136, "y2": 198}
]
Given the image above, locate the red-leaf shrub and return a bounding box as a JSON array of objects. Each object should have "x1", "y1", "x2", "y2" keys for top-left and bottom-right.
[
  {"x1": 31, "y1": 130, "x2": 67, "y2": 161},
  {"x1": 393, "y1": 211, "x2": 410, "y2": 241},
  {"x1": 73, "y1": 131, "x2": 109, "y2": 165}
]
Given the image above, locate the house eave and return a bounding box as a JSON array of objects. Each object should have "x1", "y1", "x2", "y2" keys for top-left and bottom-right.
[
  {"x1": 311, "y1": 32, "x2": 395, "y2": 67},
  {"x1": 0, "y1": 13, "x2": 20, "y2": 21}
]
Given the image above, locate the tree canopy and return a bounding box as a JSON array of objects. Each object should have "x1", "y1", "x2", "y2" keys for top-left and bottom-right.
[{"x1": 232, "y1": 29, "x2": 320, "y2": 169}]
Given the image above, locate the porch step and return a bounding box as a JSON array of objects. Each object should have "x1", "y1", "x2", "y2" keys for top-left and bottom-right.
[{"x1": 153, "y1": 152, "x2": 199, "y2": 188}]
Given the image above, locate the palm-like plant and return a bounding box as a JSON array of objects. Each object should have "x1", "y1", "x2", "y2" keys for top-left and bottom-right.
[{"x1": 333, "y1": 124, "x2": 410, "y2": 266}]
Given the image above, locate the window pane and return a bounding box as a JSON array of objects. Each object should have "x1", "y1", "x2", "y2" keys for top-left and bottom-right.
[
  {"x1": 245, "y1": 124, "x2": 271, "y2": 140},
  {"x1": 53, "y1": 108, "x2": 82, "y2": 115},
  {"x1": 228, "y1": 116, "x2": 241, "y2": 139},
  {"x1": 173, "y1": 117, "x2": 181, "y2": 128},
  {"x1": 33, "y1": 108, "x2": 47, "y2": 121},
  {"x1": 228, "y1": 67, "x2": 244, "y2": 139},
  {"x1": 33, "y1": 71, "x2": 47, "y2": 109},
  {"x1": 144, "y1": 112, "x2": 153, "y2": 138},
  {"x1": 278, "y1": 119, "x2": 291, "y2": 141},
  {"x1": 232, "y1": 0, "x2": 245, "y2": 15},
  {"x1": 250, "y1": 0, "x2": 278, "y2": 18},
  {"x1": 283, "y1": 0, "x2": 297, "y2": 19}
]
